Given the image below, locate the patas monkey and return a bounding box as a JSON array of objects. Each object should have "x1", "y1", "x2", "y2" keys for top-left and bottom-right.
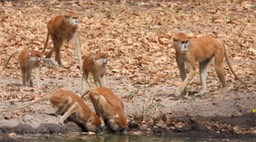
[
  {"x1": 173, "y1": 33, "x2": 247, "y2": 97},
  {"x1": 0, "y1": 89, "x2": 102, "y2": 132},
  {"x1": 88, "y1": 87, "x2": 127, "y2": 133},
  {"x1": 50, "y1": 90, "x2": 101, "y2": 132},
  {"x1": 81, "y1": 52, "x2": 108, "y2": 97},
  {"x1": 3, "y1": 49, "x2": 41, "y2": 87},
  {"x1": 42, "y1": 11, "x2": 82, "y2": 70}
]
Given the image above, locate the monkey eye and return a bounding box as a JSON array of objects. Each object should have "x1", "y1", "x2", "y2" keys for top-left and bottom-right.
[
  {"x1": 181, "y1": 41, "x2": 188, "y2": 44},
  {"x1": 73, "y1": 17, "x2": 78, "y2": 19}
]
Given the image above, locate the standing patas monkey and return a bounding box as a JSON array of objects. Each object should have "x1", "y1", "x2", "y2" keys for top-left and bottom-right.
[
  {"x1": 81, "y1": 52, "x2": 108, "y2": 97},
  {"x1": 3, "y1": 49, "x2": 42, "y2": 87},
  {"x1": 42, "y1": 11, "x2": 82, "y2": 70},
  {"x1": 173, "y1": 33, "x2": 246, "y2": 97},
  {"x1": 88, "y1": 87, "x2": 127, "y2": 133}
]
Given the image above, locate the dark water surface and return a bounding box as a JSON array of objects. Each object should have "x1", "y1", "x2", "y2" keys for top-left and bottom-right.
[{"x1": 8, "y1": 134, "x2": 256, "y2": 142}]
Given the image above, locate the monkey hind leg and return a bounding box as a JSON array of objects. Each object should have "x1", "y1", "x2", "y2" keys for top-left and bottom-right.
[
  {"x1": 21, "y1": 67, "x2": 27, "y2": 86},
  {"x1": 54, "y1": 40, "x2": 64, "y2": 66},
  {"x1": 45, "y1": 47, "x2": 55, "y2": 59},
  {"x1": 196, "y1": 60, "x2": 211, "y2": 96},
  {"x1": 55, "y1": 48, "x2": 62, "y2": 66},
  {"x1": 93, "y1": 74, "x2": 101, "y2": 87},
  {"x1": 55, "y1": 97, "x2": 72, "y2": 115},
  {"x1": 27, "y1": 68, "x2": 33, "y2": 87},
  {"x1": 214, "y1": 57, "x2": 227, "y2": 88}
]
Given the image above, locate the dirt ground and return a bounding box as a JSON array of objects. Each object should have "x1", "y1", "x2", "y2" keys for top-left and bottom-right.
[{"x1": 0, "y1": 0, "x2": 256, "y2": 140}]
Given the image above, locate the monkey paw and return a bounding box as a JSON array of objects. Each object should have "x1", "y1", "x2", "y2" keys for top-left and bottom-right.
[
  {"x1": 174, "y1": 89, "x2": 187, "y2": 99},
  {"x1": 59, "y1": 119, "x2": 65, "y2": 125}
]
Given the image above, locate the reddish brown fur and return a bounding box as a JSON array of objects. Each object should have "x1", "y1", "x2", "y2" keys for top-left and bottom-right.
[
  {"x1": 173, "y1": 33, "x2": 246, "y2": 97},
  {"x1": 81, "y1": 52, "x2": 108, "y2": 97},
  {"x1": 3, "y1": 49, "x2": 41, "y2": 87},
  {"x1": 50, "y1": 89, "x2": 101, "y2": 132},
  {"x1": 82, "y1": 52, "x2": 108, "y2": 74},
  {"x1": 88, "y1": 87, "x2": 127, "y2": 132},
  {"x1": 42, "y1": 11, "x2": 82, "y2": 69}
]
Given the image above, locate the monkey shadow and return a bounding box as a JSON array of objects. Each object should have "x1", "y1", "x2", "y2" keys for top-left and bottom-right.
[
  {"x1": 6, "y1": 83, "x2": 38, "y2": 91},
  {"x1": 168, "y1": 90, "x2": 209, "y2": 100},
  {"x1": 8, "y1": 83, "x2": 24, "y2": 87}
]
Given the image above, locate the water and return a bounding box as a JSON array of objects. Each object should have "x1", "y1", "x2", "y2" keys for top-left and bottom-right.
[{"x1": 17, "y1": 134, "x2": 256, "y2": 142}]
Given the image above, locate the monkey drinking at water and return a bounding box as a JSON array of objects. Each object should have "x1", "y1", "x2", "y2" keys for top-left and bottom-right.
[
  {"x1": 42, "y1": 11, "x2": 82, "y2": 70},
  {"x1": 0, "y1": 89, "x2": 102, "y2": 132},
  {"x1": 87, "y1": 87, "x2": 127, "y2": 133},
  {"x1": 2, "y1": 49, "x2": 42, "y2": 87},
  {"x1": 172, "y1": 33, "x2": 247, "y2": 97},
  {"x1": 50, "y1": 90, "x2": 102, "y2": 132}
]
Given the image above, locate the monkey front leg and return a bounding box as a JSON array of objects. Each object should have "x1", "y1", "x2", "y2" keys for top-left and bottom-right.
[
  {"x1": 72, "y1": 32, "x2": 83, "y2": 72},
  {"x1": 176, "y1": 59, "x2": 188, "y2": 95},
  {"x1": 21, "y1": 67, "x2": 27, "y2": 86},
  {"x1": 176, "y1": 70, "x2": 196, "y2": 97},
  {"x1": 34, "y1": 67, "x2": 40, "y2": 88},
  {"x1": 80, "y1": 74, "x2": 90, "y2": 98},
  {"x1": 100, "y1": 75, "x2": 106, "y2": 86}
]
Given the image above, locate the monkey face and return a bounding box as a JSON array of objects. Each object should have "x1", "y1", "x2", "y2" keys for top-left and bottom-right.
[
  {"x1": 94, "y1": 57, "x2": 107, "y2": 67},
  {"x1": 29, "y1": 56, "x2": 41, "y2": 62},
  {"x1": 179, "y1": 40, "x2": 189, "y2": 53},
  {"x1": 105, "y1": 113, "x2": 126, "y2": 132},
  {"x1": 71, "y1": 17, "x2": 78, "y2": 27},
  {"x1": 85, "y1": 116, "x2": 101, "y2": 132},
  {"x1": 64, "y1": 15, "x2": 79, "y2": 28}
]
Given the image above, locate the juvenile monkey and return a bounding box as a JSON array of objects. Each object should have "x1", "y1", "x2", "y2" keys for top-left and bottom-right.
[
  {"x1": 42, "y1": 11, "x2": 82, "y2": 70},
  {"x1": 0, "y1": 89, "x2": 101, "y2": 132},
  {"x1": 3, "y1": 49, "x2": 41, "y2": 87},
  {"x1": 173, "y1": 33, "x2": 247, "y2": 97},
  {"x1": 88, "y1": 87, "x2": 127, "y2": 133},
  {"x1": 81, "y1": 52, "x2": 108, "y2": 97}
]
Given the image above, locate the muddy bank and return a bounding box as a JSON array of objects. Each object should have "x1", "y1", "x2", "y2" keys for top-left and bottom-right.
[{"x1": 0, "y1": 111, "x2": 256, "y2": 139}]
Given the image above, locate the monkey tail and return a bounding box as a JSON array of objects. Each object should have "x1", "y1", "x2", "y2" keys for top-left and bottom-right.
[
  {"x1": 42, "y1": 32, "x2": 50, "y2": 54},
  {"x1": 2, "y1": 51, "x2": 19, "y2": 70},
  {"x1": 222, "y1": 41, "x2": 247, "y2": 86},
  {"x1": 0, "y1": 95, "x2": 50, "y2": 112}
]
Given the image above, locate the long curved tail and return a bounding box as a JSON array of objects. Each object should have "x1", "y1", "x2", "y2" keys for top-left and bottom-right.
[
  {"x1": 0, "y1": 95, "x2": 49, "y2": 112},
  {"x1": 42, "y1": 32, "x2": 49, "y2": 54},
  {"x1": 3, "y1": 51, "x2": 19, "y2": 70},
  {"x1": 223, "y1": 41, "x2": 247, "y2": 86}
]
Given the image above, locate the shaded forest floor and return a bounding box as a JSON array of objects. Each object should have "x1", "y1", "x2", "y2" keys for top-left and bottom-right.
[{"x1": 0, "y1": 0, "x2": 256, "y2": 140}]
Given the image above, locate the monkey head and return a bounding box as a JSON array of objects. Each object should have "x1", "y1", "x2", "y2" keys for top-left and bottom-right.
[{"x1": 173, "y1": 33, "x2": 190, "y2": 53}]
